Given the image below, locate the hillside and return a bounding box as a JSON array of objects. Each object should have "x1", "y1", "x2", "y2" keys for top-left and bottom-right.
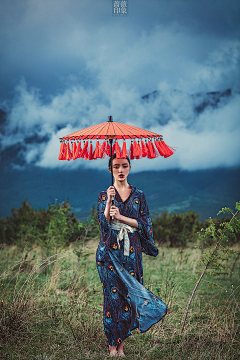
[{"x1": 0, "y1": 164, "x2": 239, "y2": 221}]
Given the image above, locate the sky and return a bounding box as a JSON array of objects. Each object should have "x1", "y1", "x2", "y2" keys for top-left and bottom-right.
[{"x1": 0, "y1": 0, "x2": 240, "y2": 173}]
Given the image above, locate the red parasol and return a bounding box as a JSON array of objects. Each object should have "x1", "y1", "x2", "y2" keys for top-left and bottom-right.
[{"x1": 58, "y1": 116, "x2": 175, "y2": 185}]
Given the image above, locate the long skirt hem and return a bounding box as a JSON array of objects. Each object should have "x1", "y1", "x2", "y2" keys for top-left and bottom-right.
[{"x1": 97, "y1": 249, "x2": 167, "y2": 346}]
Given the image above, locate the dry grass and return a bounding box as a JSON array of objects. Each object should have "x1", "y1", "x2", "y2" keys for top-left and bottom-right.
[{"x1": 0, "y1": 242, "x2": 239, "y2": 359}]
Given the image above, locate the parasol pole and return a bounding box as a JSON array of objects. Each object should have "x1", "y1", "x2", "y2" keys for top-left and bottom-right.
[
  {"x1": 110, "y1": 137, "x2": 113, "y2": 186},
  {"x1": 108, "y1": 115, "x2": 114, "y2": 186},
  {"x1": 108, "y1": 115, "x2": 114, "y2": 222}
]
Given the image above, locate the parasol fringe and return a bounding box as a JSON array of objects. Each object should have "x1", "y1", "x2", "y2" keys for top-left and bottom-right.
[
  {"x1": 152, "y1": 141, "x2": 159, "y2": 158},
  {"x1": 80, "y1": 141, "x2": 88, "y2": 158},
  {"x1": 72, "y1": 142, "x2": 77, "y2": 160},
  {"x1": 66, "y1": 142, "x2": 73, "y2": 161},
  {"x1": 136, "y1": 141, "x2": 141, "y2": 159},
  {"x1": 147, "y1": 141, "x2": 153, "y2": 158},
  {"x1": 106, "y1": 143, "x2": 111, "y2": 157},
  {"x1": 121, "y1": 141, "x2": 127, "y2": 158},
  {"x1": 146, "y1": 141, "x2": 152, "y2": 158},
  {"x1": 115, "y1": 141, "x2": 121, "y2": 158},
  {"x1": 112, "y1": 142, "x2": 116, "y2": 155},
  {"x1": 58, "y1": 142, "x2": 67, "y2": 160},
  {"x1": 93, "y1": 140, "x2": 100, "y2": 159},
  {"x1": 162, "y1": 141, "x2": 175, "y2": 157},
  {"x1": 88, "y1": 143, "x2": 94, "y2": 160},
  {"x1": 75, "y1": 141, "x2": 82, "y2": 159},
  {"x1": 158, "y1": 140, "x2": 174, "y2": 158},
  {"x1": 130, "y1": 142, "x2": 134, "y2": 160},
  {"x1": 157, "y1": 140, "x2": 167, "y2": 157},
  {"x1": 58, "y1": 143, "x2": 63, "y2": 160},
  {"x1": 84, "y1": 143, "x2": 89, "y2": 160},
  {"x1": 58, "y1": 137, "x2": 175, "y2": 161},
  {"x1": 146, "y1": 141, "x2": 156, "y2": 159},
  {"x1": 155, "y1": 140, "x2": 164, "y2": 157},
  {"x1": 133, "y1": 140, "x2": 139, "y2": 158},
  {"x1": 141, "y1": 140, "x2": 148, "y2": 157},
  {"x1": 99, "y1": 141, "x2": 106, "y2": 158}
]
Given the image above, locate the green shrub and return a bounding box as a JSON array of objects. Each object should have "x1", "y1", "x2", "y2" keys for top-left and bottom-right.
[{"x1": 152, "y1": 210, "x2": 201, "y2": 247}]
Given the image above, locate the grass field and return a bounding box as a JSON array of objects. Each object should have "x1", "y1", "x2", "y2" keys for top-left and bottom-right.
[{"x1": 0, "y1": 241, "x2": 239, "y2": 359}]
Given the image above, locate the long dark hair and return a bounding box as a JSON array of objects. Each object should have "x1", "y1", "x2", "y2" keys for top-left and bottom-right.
[{"x1": 108, "y1": 154, "x2": 131, "y2": 171}]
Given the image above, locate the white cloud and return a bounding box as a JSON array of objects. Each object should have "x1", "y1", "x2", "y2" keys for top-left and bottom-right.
[{"x1": 1, "y1": 73, "x2": 239, "y2": 173}]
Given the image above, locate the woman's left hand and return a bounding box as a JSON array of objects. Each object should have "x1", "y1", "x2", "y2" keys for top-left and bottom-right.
[{"x1": 109, "y1": 205, "x2": 122, "y2": 221}]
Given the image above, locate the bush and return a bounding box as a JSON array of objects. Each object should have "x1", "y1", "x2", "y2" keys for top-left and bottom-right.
[
  {"x1": 0, "y1": 199, "x2": 79, "y2": 250},
  {"x1": 152, "y1": 210, "x2": 201, "y2": 247}
]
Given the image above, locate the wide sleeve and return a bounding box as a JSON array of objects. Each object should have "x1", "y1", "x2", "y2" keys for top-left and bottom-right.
[
  {"x1": 97, "y1": 192, "x2": 111, "y2": 234},
  {"x1": 136, "y1": 192, "x2": 158, "y2": 257}
]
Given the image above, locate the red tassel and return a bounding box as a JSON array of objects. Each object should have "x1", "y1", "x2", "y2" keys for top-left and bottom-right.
[
  {"x1": 141, "y1": 140, "x2": 148, "y2": 157},
  {"x1": 162, "y1": 141, "x2": 174, "y2": 158},
  {"x1": 130, "y1": 142, "x2": 134, "y2": 160},
  {"x1": 75, "y1": 142, "x2": 82, "y2": 159},
  {"x1": 145, "y1": 142, "x2": 151, "y2": 158},
  {"x1": 151, "y1": 141, "x2": 158, "y2": 158},
  {"x1": 121, "y1": 141, "x2": 127, "y2": 158},
  {"x1": 157, "y1": 140, "x2": 167, "y2": 157},
  {"x1": 147, "y1": 141, "x2": 153, "y2": 158},
  {"x1": 106, "y1": 143, "x2": 111, "y2": 157},
  {"x1": 72, "y1": 142, "x2": 77, "y2": 160},
  {"x1": 133, "y1": 140, "x2": 141, "y2": 159},
  {"x1": 99, "y1": 141, "x2": 106, "y2": 158},
  {"x1": 157, "y1": 140, "x2": 174, "y2": 158},
  {"x1": 155, "y1": 140, "x2": 164, "y2": 157},
  {"x1": 106, "y1": 142, "x2": 115, "y2": 157},
  {"x1": 80, "y1": 141, "x2": 88, "y2": 158},
  {"x1": 136, "y1": 141, "x2": 141, "y2": 159},
  {"x1": 146, "y1": 141, "x2": 154, "y2": 158},
  {"x1": 58, "y1": 143, "x2": 63, "y2": 160},
  {"x1": 88, "y1": 143, "x2": 94, "y2": 160},
  {"x1": 58, "y1": 142, "x2": 67, "y2": 160},
  {"x1": 84, "y1": 143, "x2": 89, "y2": 160},
  {"x1": 66, "y1": 142, "x2": 73, "y2": 161},
  {"x1": 133, "y1": 140, "x2": 138, "y2": 158},
  {"x1": 115, "y1": 141, "x2": 121, "y2": 158},
  {"x1": 93, "y1": 140, "x2": 100, "y2": 159},
  {"x1": 112, "y1": 143, "x2": 116, "y2": 155}
]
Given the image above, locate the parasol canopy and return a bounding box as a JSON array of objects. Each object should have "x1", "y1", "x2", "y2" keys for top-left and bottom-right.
[{"x1": 58, "y1": 116, "x2": 175, "y2": 163}]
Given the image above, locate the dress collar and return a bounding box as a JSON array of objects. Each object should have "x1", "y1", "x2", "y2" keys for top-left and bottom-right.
[{"x1": 114, "y1": 184, "x2": 135, "y2": 204}]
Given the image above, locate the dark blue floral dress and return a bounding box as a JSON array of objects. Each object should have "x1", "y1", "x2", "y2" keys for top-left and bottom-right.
[{"x1": 96, "y1": 185, "x2": 167, "y2": 346}]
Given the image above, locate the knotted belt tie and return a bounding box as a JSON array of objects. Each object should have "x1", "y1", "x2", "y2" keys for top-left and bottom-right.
[{"x1": 111, "y1": 219, "x2": 137, "y2": 256}]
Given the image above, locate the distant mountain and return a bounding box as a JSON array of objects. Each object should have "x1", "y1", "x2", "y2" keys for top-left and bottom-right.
[
  {"x1": 0, "y1": 163, "x2": 239, "y2": 221},
  {"x1": 142, "y1": 88, "x2": 232, "y2": 113},
  {"x1": 191, "y1": 88, "x2": 232, "y2": 113},
  {"x1": 141, "y1": 88, "x2": 233, "y2": 125}
]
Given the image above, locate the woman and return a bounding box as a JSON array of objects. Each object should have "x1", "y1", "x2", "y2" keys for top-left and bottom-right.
[{"x1": 96, "y1": 154, "x2": 167, "y2": 357}]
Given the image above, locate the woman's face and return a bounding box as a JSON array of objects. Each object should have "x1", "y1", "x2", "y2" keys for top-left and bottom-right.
[{"x1": 109, "y1": 158, "x2": 131, "y2": 182}]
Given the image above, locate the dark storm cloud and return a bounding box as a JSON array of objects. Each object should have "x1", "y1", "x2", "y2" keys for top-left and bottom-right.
[{"x1": 0, "y1": 0, "x2": 239, "y2": 97}]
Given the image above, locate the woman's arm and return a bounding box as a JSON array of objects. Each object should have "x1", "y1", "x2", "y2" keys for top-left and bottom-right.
[
  {"x1": 97, "y1": 192, "x2": 111, "y2": 233},
  {"x1": 119, "y1": 214, "x2": 139, "y2": 228},
  {"x1": 109, "y1": 205, "x2": 139, "y2": 228},
  {"x1": 104, "y1": 199, "x2": 111, "y2": 224},
  {"x1": 104, "y1": 186, "x2": 116, "y2": 224}
]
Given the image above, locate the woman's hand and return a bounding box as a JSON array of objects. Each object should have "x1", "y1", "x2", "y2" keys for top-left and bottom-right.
[
  {"x1": 106, "y1": 186, "x2": 115, "y2": 203},
  {"x1": 109, "y1": 205, "x2": 122, "y2": 221}
]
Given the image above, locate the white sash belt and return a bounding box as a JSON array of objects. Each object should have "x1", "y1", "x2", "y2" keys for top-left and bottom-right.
[{"x1": 111, "y1": 219, "x2": 137, "y2": 256}]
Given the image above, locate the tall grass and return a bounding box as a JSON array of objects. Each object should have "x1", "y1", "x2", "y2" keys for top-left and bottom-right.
[{"x1": 0, "y1": 241, "x2": 239, "y2": 359}]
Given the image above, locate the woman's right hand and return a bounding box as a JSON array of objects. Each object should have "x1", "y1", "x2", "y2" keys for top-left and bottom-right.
[{"x1": 107, "y1": 186, "x2": 115, "y2": 203}]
